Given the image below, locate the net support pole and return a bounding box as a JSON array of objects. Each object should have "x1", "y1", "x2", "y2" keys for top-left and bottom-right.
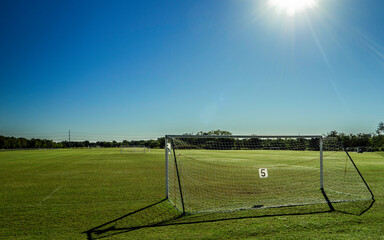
[
  {"x1": 320, "y1": 137, "x2": 335, "y2": 211},
  {"x1": 171, "y1": 138, "x2": 186, "y2": 215},
  {"x1": 165, "y1": 137, "x2": 169, "y2": 199},
  {"x1": 344, "y1": 150, "x2": 375, "y2": 201}
]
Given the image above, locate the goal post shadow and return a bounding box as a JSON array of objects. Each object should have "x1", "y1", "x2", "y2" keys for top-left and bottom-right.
[
  {"x1": 83, "y1": 197, "x2": 374, "y2": 240},
  {"x1": 83, "y1": 199, "x2": 182, "y2": 240}
]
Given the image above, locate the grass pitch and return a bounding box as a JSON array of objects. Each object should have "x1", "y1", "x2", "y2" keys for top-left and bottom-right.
[{"x1": 0, "y1": 149, "x2": 383, "y2": 239}]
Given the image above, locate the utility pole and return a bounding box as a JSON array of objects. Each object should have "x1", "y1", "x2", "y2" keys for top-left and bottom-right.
[{"x1": 69, "y1": 129, "x2": 71, "y2": 148}]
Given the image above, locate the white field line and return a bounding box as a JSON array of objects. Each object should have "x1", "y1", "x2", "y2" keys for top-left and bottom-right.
[
  {"x1": 269, "y1": 164, "x2": 318, "y2": 170},
  {"x1": 286, "y1": 165, "x2": 318, "y2": 170},
  {"x1": 326, "y1": 188, "x2": 367, "y2": 198},
  {"x1": 39, "y1": 185, "x2": 63, "y2": 206},
  {"x1": 1, "y1": 199, "x2": 146, "y2": 210}
]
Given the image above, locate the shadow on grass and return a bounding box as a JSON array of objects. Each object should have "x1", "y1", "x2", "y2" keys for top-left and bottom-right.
[
  {"x1": 84, "y1": 199, "x2": 182, "y2": 239},
  {"x1": 83, "y1": 198, "x2": 374, "y2": 239}
]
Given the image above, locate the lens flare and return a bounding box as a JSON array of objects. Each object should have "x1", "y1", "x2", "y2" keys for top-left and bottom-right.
[{"x1": 268, "y1": 0, "x2": 318, "y2": 16}]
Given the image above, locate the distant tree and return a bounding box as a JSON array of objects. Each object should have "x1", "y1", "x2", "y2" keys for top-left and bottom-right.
[
  {"x1": 372, "y1": 135, "x2": 384, "y2": 151},
  {"x1": 83, "y1": 141, "x2": 90, "y2": 147},
  {"x1": 0, "y1": 136, "x2": 5, "y2": 148},
  {"x1": 377, "y1": 122, "x2": 384, "y2": 135},
  {"x1": 355, "y1": 133, "x2": 371, "y2": 147},
  {"x1": 149, "y1": 140, "x2": 160, "y2": 148},
  {"x1": 327, "y1": 130, "x2": 339, "y2": 137},
  {"x1": 157, "y1": 137, "x2": 165, "y2": 148},
  {"x1": 308, "y1": 138, "x2": 320, "y2": 150},
  {"x1": 196, "y1": 130, "x2": 232, "y2": 136}
]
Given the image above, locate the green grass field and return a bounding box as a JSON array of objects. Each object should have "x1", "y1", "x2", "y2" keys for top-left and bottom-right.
[{"x1": 0, "y1": 149, "x2": 383, "y2": 239}]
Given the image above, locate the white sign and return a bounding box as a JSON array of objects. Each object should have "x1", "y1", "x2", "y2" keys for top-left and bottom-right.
[{"x1": 259, "y1": 168, "x2": 268, "y2": 178}]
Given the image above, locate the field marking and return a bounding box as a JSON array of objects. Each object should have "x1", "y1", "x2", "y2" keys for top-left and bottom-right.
[
  {"x1": 270, "y1": 164, "x2": 318, "y2": 170},
  {"x1": 39, "y1": 185, "x2": 63, "y2": 206},
  {"x1": 2, "y1": 199, "x2": 142, "y2": 210},
  {"x1": 285, "y1": 165, "x2": 318, "y2": 170}
]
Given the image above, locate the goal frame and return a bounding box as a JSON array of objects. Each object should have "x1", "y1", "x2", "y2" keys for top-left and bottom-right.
[
  {"x1": 164, "y1": 134, "x2": 374, "y2": 215},
  {"x1": 120, "y1": 145, "x2": 148, "y2": 153}
]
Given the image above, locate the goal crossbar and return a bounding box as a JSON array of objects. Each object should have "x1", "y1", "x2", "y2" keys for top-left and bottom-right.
[{"x1": 165, "y1": 135, "x2": 323, "y2": 139}]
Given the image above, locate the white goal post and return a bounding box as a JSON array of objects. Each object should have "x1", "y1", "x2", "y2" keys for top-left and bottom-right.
[{"x1": 165, "y1": 135, "x2": 374, "y2": 215}]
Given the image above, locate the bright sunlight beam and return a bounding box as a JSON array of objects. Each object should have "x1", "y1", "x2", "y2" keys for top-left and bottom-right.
[{"x1": 268, "y1": 0, "x2": 318, "y2": 16}]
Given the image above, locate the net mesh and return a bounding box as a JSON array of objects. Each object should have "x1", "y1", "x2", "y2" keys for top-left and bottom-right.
[{"x1": 167, "y1": 136, "x2": 372, "y2": 214}]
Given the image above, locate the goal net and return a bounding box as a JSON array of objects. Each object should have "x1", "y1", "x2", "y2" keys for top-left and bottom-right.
[
  {"x1": 165, "y1": 135, "x2": 374, "y2": 214},
  {"x1": 121, "y1": 145, "x2": 149, "y2": 153}
]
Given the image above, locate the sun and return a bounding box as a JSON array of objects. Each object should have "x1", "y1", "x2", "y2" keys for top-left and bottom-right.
[{"x1": 268, "y1": 0, "x2": 318, "y2": 16}]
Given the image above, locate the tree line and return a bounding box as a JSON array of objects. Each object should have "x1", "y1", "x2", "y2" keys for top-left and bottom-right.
[
  {"x1": 0, "y1": 123, "x2": 383, "y2": 150},
  {"x1": 0, "y1": 136, "x2": 165, "y2": 149}
]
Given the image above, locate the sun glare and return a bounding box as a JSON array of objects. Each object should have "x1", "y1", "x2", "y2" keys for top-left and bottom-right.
[{"x1": 268, "y1": 0, "x2": 318, "y2": 16}]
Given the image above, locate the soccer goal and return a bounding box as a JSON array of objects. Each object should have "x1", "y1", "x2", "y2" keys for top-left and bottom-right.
[
  {"x1": 121, "y1": 145, "x2": 149, "y2": 153},
  {"x1": 165, "y1": 135, "x2": 374, "y2": 214}
]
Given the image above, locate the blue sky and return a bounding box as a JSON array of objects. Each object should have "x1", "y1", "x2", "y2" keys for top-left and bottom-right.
[{"x1": 1, "y1": 0, "x2": 384, "y2": 141}]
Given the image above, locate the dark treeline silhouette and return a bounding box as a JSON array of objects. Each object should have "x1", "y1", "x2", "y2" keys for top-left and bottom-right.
[
  {"x1": 0, "y1": 136, "x2": 63, "y2": 149},
  {"x1": 60, "y1": 138, "x2": 165, "y2": 149},
  {"x1": 0, "y1": 124, "x2": 383, "y2": 150},
  {"x1": 326, "y1": 130, "x2": 384, "y2": 151},
  {"x1": 0, "y1": 135, "x2": 165, "y2": 149}
]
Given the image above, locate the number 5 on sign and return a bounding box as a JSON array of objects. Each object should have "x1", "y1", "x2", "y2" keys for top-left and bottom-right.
[{"x1": 259, "y1": 168, "x2": 268, "y2": 178}]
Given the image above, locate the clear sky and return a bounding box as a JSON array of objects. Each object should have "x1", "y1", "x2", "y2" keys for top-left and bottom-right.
[{"x1": 1, "y1": 0, "x2": 384, "y2": 141}]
